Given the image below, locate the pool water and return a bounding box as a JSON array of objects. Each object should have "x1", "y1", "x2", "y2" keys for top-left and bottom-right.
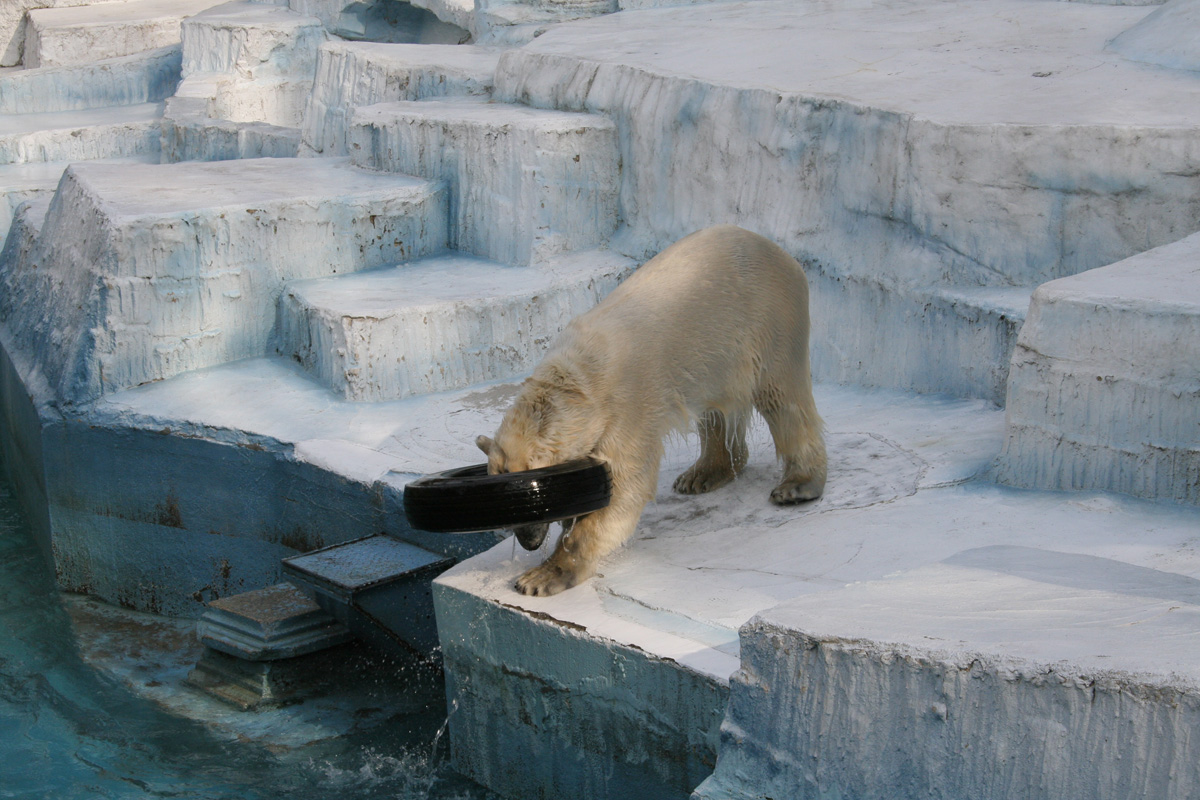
[{"x1": 0, "y1": 474, "x2": 498, "y2": 800}]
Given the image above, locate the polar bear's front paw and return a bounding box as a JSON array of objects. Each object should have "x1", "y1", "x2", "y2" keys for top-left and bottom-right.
[
  {"x1": 673, "y1": 464, "x2": 737, "y2": 495},
  {"x1": 770, "y1": 476, "x2": 824, "y2": 505},
  {"x1": 515, "y1": 561, "x2": 579, "y2": 596}
]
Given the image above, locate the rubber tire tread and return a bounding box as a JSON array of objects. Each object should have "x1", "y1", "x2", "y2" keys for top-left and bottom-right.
[{"x1": 403, "y1": 459, "x2": 612, "y2": 533}]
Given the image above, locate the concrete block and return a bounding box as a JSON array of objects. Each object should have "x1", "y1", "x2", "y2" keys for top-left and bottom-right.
[
  {"x1": 0, "y1": 157, "x2": 448, "y2": 405},
  {"x1": 994, "y1": 232, "x2": 1200, "y2": 504},
  {"x1": 25, "y1": 0, "x2": 225, "y2": 68},
  {"x1": 350, "y1": 97, "x2": 619, "y2": 265},
  {"x1": 161, "y1": 90, "x2": 302, "y2": 162},
  {"x1": 299, "y1": 41, "x2": 499, "y2": 156},
  {"x1": 276, "y1": 248, "x2": 634, "y2": 400}
]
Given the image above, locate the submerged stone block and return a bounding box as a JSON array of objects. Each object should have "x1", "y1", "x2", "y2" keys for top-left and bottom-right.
[
  {"x1": 300, "y1": 41, "x2": 500, "y2": 156},
  {"x1": 198, "y1": 582, "x2": 352, "y2": 660},
  {"x1": 994, "y1": 232, "x2": 1200, "y2": 504},
  {"x1": 276, "y1": 249, "x2": 634, "y2": 401},
  {"x1": 0, "y1": 157, "x2": 448, "y2": 405},
  {"x1": 350, "y1": 97, "x2": 619, "y2": 265}
]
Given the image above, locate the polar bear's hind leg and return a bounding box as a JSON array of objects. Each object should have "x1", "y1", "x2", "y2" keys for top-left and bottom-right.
[
  {"x1": 673, "y1": 410, "x2": 749, "y2": 495},
  {"x1": 755, "y1": 380, "x2": 826, "y2": 505}
]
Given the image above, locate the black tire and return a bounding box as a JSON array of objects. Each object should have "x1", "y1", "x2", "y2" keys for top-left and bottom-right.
[{"x1": 403, "y1": 458, "x2": 612, "y2": 533}]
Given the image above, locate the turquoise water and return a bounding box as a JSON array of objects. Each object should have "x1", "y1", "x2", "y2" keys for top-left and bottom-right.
[{"x1": 0, "y1": 476, "x2": 497, "y2": 800}]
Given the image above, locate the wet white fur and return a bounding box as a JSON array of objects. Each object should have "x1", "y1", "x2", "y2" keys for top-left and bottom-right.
[{"x1": 477, "y1": 225, "x2": 826, "y2": 596}]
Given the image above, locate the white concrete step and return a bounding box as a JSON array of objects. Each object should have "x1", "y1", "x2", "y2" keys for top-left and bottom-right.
[
  {"x1": 0, "y1": 157, "x2": 448, "y2": 405},
  {"x1": 350, "y1": 97, "x2": 619, "y2": 266},
  {"x1": 812, "y1": 277, "x2": 1031, "y2": 405},
  {"x1": 300, "y1": 41, "x2": 501, "y2": 156},
  {"x1": 995, "y1": 231, "x2": 1200, "y2": 505},
  {"x1": 0, "y1": 102, "x2": 162, "y2": 164},
  {"x1": 24, "y1": 0, "x2": 225, "y2": 68},
  {"x1": 276, "y1": 248, "x2": 635, "y2": 401},
  {"x1": 0, "y1": 44, "x2": 180, "y2": 114}
]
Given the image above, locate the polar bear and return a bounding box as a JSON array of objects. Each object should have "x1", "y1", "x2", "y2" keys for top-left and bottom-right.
[{"x1": 476, "y1": 225, "x2": 826, "y2": 596}]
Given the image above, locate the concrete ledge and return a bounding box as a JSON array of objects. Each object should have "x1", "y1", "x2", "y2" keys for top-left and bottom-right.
[
  {"x1": 699, "y1": 550, "x2": 1200, "y2": 799},
  {"x1": 435, "y1": 572, "x2": 729, "y2": 800},
  {"x1": 276, "y1": 248, "x2": 634, "y2": 400},
  {"x1": 350, "y1": 97, "x2": 619, "y2": 265},
  {"x1": 300, "y1": 41, "x2": 500, "y2": 156},
  {"x1": 995, "y1": 231, "x2": 1200, "y2": 504}
]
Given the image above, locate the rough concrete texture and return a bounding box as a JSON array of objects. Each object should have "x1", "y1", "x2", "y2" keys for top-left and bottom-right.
[
  {"x1": 350, "y1": 97, "x2": 619, "y2": 265},
  {"x1": 0, "y1": 0, "x2": 111, "y2": 66},
  {"x1": 995, "y1": 232, "x2": 1200, "y2": 504}
]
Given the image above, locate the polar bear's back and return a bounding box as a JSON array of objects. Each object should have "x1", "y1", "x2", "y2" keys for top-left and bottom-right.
[{"x1": 554, "y1": 225, "x2": 813, "y2": 422}]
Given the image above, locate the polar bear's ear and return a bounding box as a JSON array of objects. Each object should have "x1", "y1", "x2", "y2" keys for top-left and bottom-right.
[{"x1": 476, "y1": 435, "x2": 498, "y2": 456}]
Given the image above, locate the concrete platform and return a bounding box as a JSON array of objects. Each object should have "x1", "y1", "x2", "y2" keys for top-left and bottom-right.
[
  {"x1": 434, "y1": 384, "x2": 1200, "y2": 799},
  {"x1": 350, "y1": 97, "x2": 619, "y2": 265},
  {"x1": 277, "y1": 248, "x2": 634, "y2": 400},
  {"x1": 0, "y1": 156, "x2": 158, "y2": 248}
]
